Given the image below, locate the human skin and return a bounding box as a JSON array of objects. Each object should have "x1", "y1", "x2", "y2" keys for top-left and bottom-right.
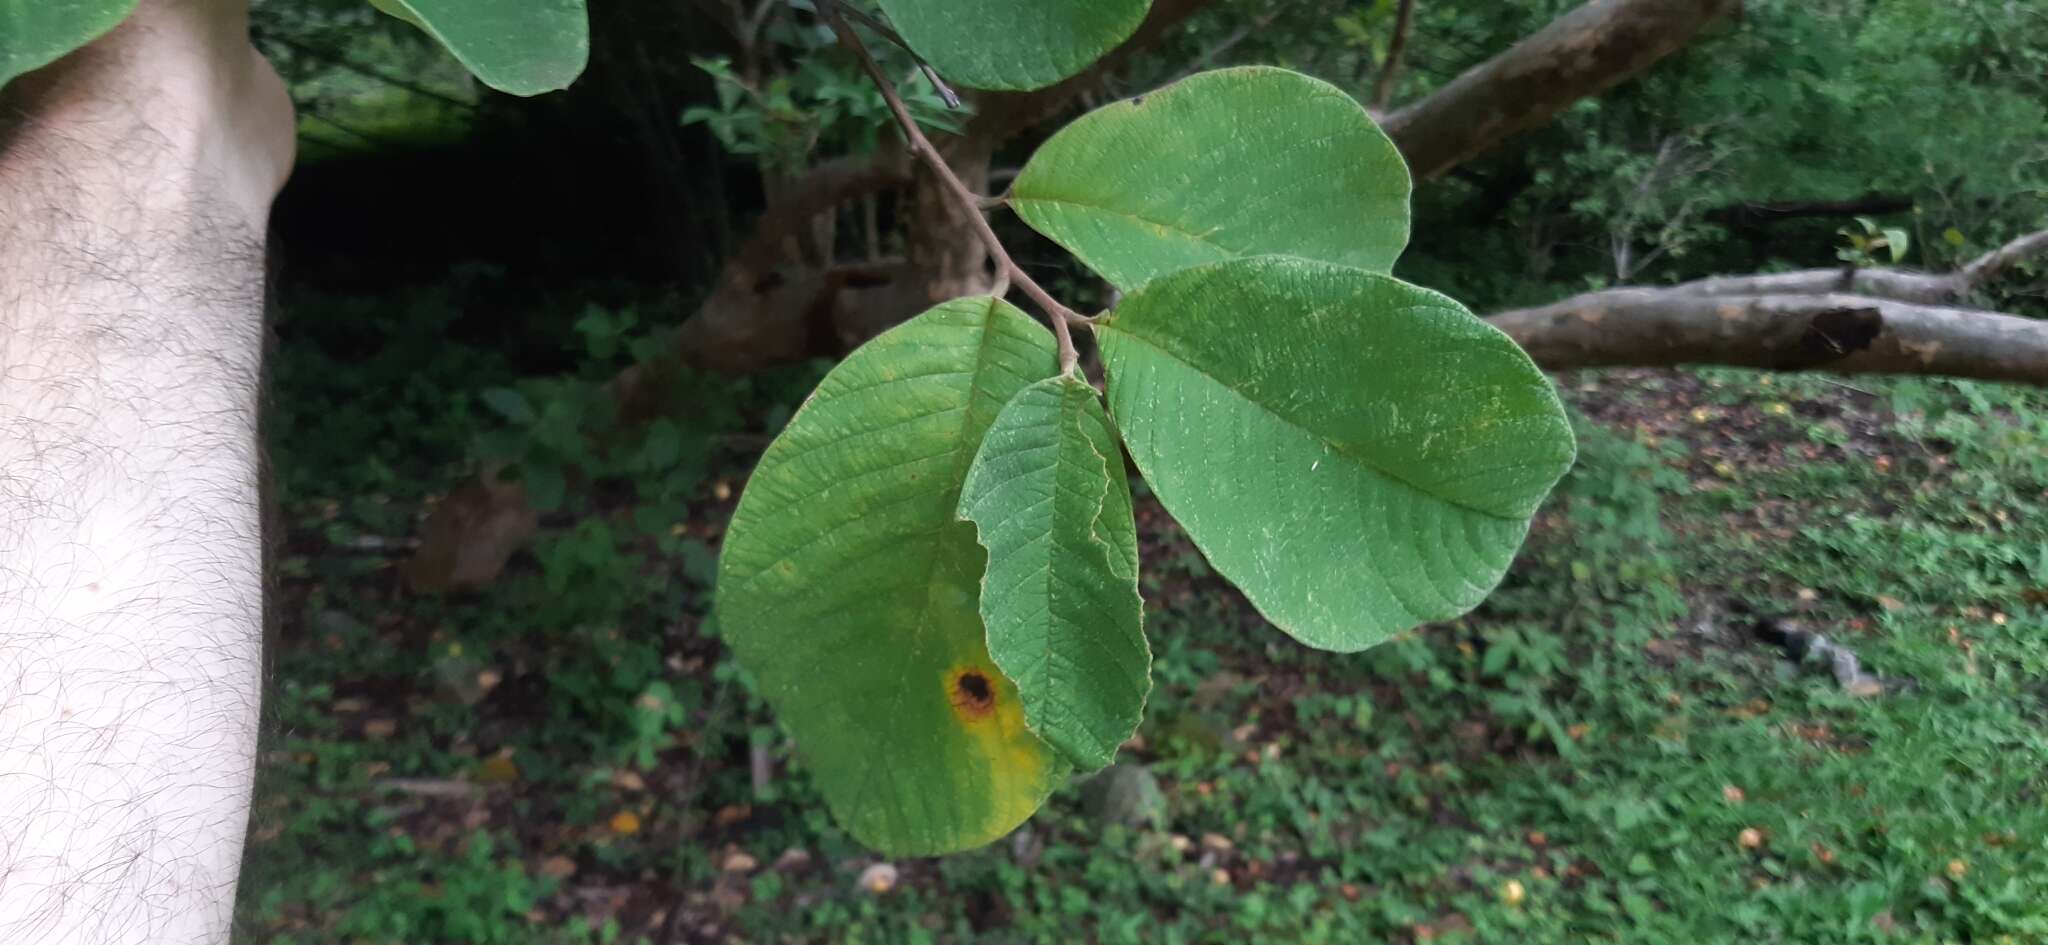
[{"x1": 0, "y1": 2, "x2": 293, "y2": 942}]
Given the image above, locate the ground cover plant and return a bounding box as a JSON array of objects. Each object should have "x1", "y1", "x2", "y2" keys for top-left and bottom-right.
[{"x1": 243, "y1": 310, "x2": 2048, "y2": 940}]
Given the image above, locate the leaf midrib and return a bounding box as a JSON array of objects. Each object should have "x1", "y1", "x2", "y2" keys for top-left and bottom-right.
[
  {"x1": 965, "y1": 380, "x2": 1142, "y2": 769},
  {"x1": 880, "y1": 301, "x2": 1042, "y2": 846},
  {"x1": 1034, "y1": 389, "x2": 1114, "y2": 761},
  {"x1": 1013, "y1": 195, "x2": 1232, "y2": 255},
  {"x1": 1100, "y1": 322, "x2": 1526, "y2": 523}
]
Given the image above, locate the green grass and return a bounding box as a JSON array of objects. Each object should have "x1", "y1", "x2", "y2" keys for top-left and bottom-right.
[{"x1": 240, "y1": 295, "x2": 2048, "y2": 943}]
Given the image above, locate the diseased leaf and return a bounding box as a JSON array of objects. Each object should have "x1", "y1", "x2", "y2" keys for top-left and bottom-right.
[
  {"x1": 369, "y1": 0, "x2": 588, "y2": 96},
  {"x1": 717, "y1": 297, "x2": 1065, "y2": 856},
  {"x1": 875, "y1": 0, "x2": 1150, "y2": 92},
  {"x1": 0, "y1": 0, "x2": 139, "y2": 90},
  {"x1": 1013, "y1": 67, "x2": 1410, "y2": 291},
  {"x1": 1097, "y1": 256, "x2": 1576, "y2": 652},
  {"x1": 958, "y1": 374, "x2": 1148, "y2": 772}
]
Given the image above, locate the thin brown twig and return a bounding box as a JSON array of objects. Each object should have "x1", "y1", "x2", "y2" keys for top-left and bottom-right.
[
  {"x1": 819, "y1": 0, "x2": 1087, "y2": 372},
  {"x1": 1371, "y1": 0, "x2": 1417, "y2": 111},
  {"x1": 829, "y1": 2, "x2": 963, "y2": 108}
]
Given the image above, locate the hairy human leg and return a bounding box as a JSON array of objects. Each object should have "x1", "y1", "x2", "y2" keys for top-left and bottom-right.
[{"x1": 1, "y1": 2, "x2": 293, "y2": 942}]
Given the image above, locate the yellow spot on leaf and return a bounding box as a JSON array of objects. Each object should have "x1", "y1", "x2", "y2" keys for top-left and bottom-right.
[{"x1": 944, "y1": 663, "x2": 1057, "y2": 835}]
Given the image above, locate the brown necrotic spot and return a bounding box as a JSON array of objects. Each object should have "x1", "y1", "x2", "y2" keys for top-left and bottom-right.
[{"x1": 948, "y1": 667, "x2": 997, "y2": 722}]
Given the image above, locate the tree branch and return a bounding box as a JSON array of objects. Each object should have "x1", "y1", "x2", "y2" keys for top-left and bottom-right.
[
  {"x1": 1962, "y1": 228, "x2": 2048, "y2": 287},
  {"x1": 1681, "y1": 267, "x2": 1959, "y2": 305},
  {"x1": 724, "y1": 150, "x2": 913, "y2": 275},
  {"x1": 821, "y1": 1, "x2": 1087, "y2": 371},
  {"x1": 1371, "y1": 0, "x2": 1417, "y2": 111},
  {"x1": 624, "y1": 150, "x2": 912, "y2": 386},
  {"x1": 1488, "y1": 287, "x2": 2048, "y2": 385},
  {"x1": 1677, "y1": 227, "x2": 2048, "y2": 305},
  {"x1": 1382, "y1": 0, "x2": 1743, "y2": 180}
]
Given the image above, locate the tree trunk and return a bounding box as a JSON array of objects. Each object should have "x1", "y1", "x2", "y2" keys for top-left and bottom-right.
[
  {"x1": 797, "y1": 139, "x2": 1004, "y2": 355},
  {"x1": 895, "y1": 139, "x2": 998, "y2": 314}
]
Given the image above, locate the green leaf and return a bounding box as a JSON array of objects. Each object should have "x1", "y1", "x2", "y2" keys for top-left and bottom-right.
[
  {"x1": 0, "y1": 0, "x2": 139, "y2": 90},
  {"x1": 1012, "y1": 67, "x2": 1410, "y2": 291},
  {"x1": 874, "y1": 0, "x2": 1150, "y2": 92},
  {"x1": 479, "y1": 387, "x2": 537, "y2": 425},
  {"x1": 369, "y1": 0, "x2": 588, "y2": 96},
  {"x1": 522, "y1": 462, "x2": 565, "y2": 511},
  {"x1": 717, "y1": 296, "x2": 1065, "y2": 855},
  {"x1": 1882, "y1": 227, "x2": 1911, "y2": 263},
  {"x1": 1096, "y1": 257, "x2": 1575, "y2": 652},
  {"x1": 958, "y1": 374, "x2": 1148, "y2": 772}
]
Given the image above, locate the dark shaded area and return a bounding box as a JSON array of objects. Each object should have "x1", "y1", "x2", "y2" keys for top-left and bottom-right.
[
  {"x1": 954, "y1": 670, "x2": 996, "y2": 715},
  {"x1": 1777, "y1": 306, "x2": 1884, "y2": 370},
  {"x1": 269, "y1": 3, "x2": 746, "y2": 297}
]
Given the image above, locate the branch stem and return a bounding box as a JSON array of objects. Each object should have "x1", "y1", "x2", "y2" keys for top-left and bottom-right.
[
  {"x1": 1371, "y1": 0, "x2": 1416, "y2": 110},
  {"x1": 821, "y1": 1, "x2": 1086, "y2": 372}
]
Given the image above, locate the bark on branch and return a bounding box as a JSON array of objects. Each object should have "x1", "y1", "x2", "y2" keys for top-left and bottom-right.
[
  {"x1": 641, "y1": 149, "x2": 911, "y2": 380},
  {"x1": 1962, "y1": 228, "x2": 2048, "y2": 288},
  {"x1": 1680, "y1": 228, "x2": 2048, "y2": 305},
  {"x1": 1370, "y1": 0, "x2": 1417, "y2": 110},
  {"x1": 1382, "y1": 0, "x2": 1742, "y2": 180},
  {"x1": 1489, "y1": 288, "x2": 2048, "y2": 385}
]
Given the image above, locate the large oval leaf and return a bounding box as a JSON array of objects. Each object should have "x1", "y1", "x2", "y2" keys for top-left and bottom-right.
[
  {"x1": 1097, "y1": 257, "x2": 1575, "y2": 652},
  {"x1": 1012, "y1": 67, "x2": 1411, "y2": 292},
  {"x1": 0, "y1": 0, "x2": 138, "y2": 90},
  {"x1": 369, "y1": 0, "x2": 588, "y2": 96},
  {"x1": 875, "y1": 0, "x2": 1150, "y2": 92},
  {"x1": 718, "y1": 297, "x2": 1064, "y2": 855},
  {"x1": 958, "y1": 374, "x2": 1148, "y2": 772}
]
